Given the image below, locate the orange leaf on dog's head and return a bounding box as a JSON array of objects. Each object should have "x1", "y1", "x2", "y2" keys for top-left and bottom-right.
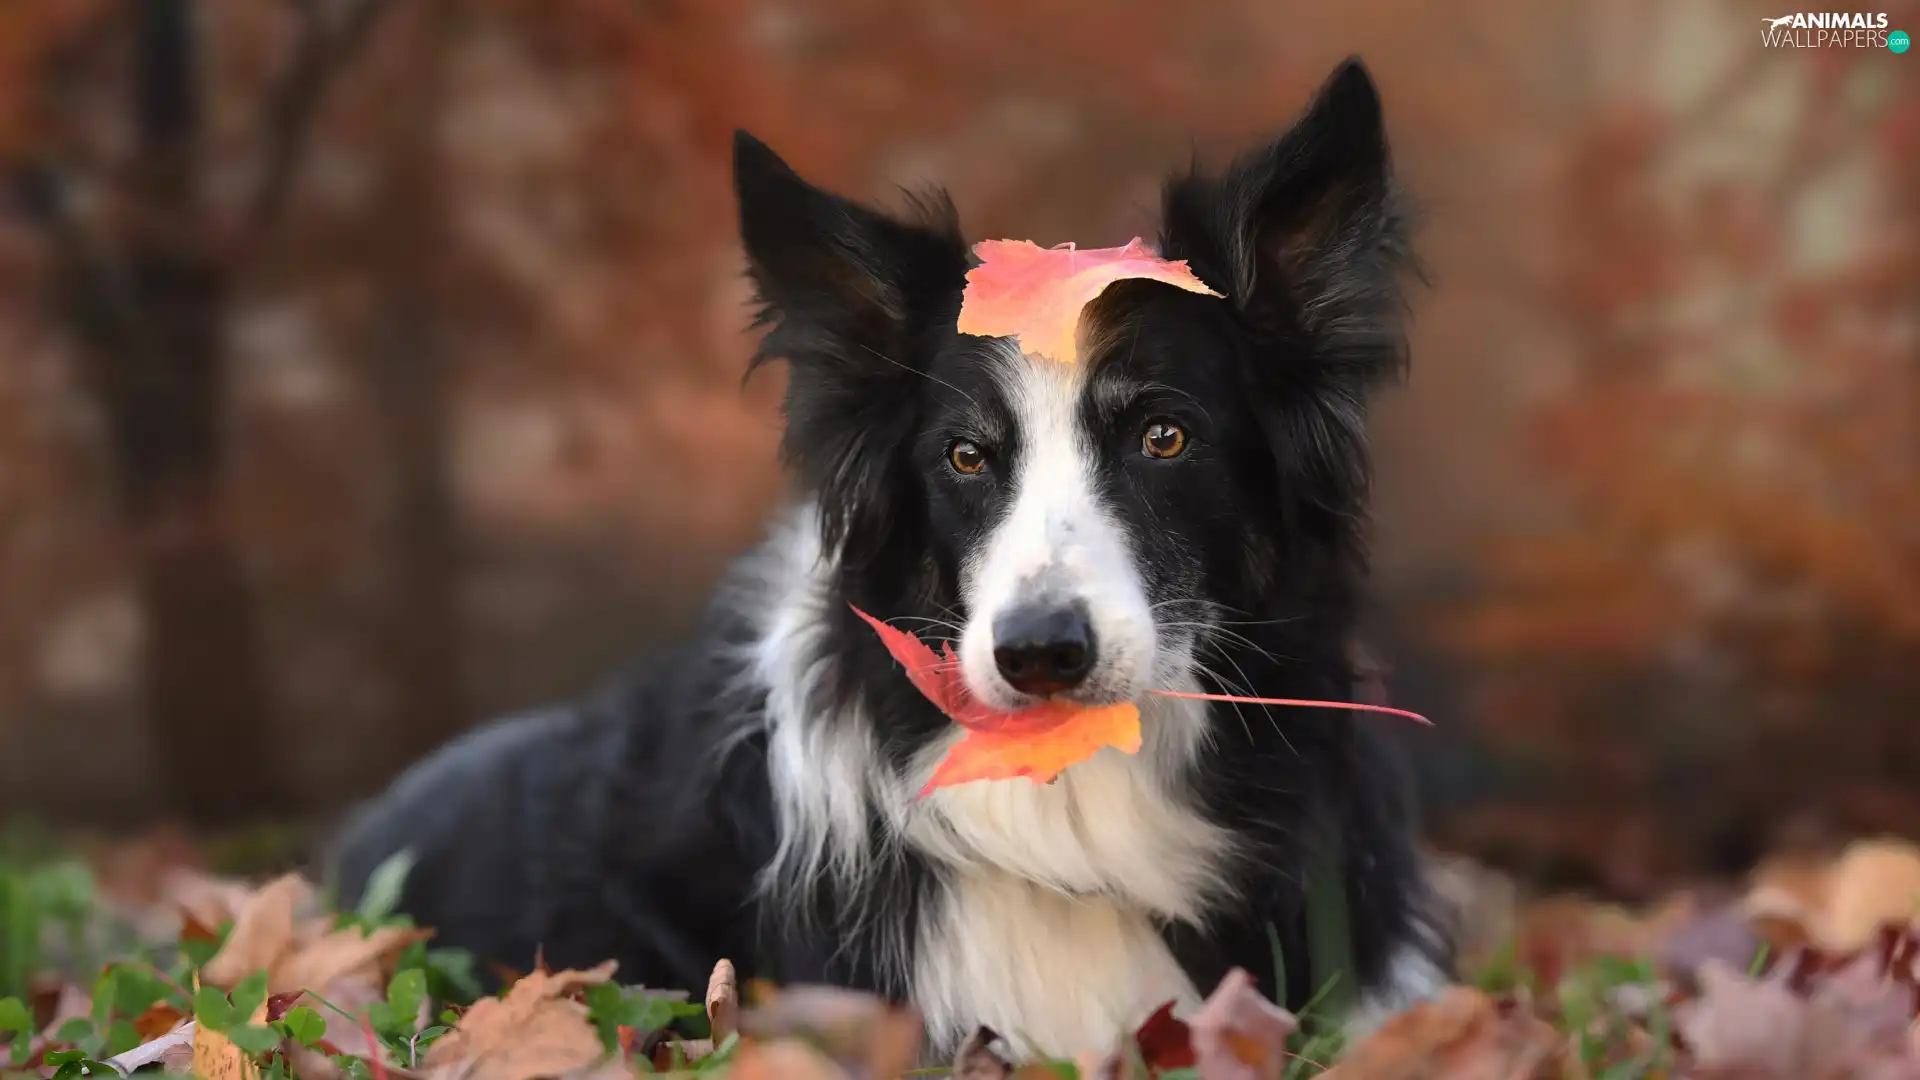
[
  {"x1": 920, "y1": 701, "x2": 1141, "y2": 795},
  {"x1": 957, "y1": 238, "x2": 1223, "y2": 364}
]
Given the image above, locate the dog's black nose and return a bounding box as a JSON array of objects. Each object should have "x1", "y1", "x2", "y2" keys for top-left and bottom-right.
[{"x1": 992, "y1": 603, "x2": 1096, "y2": 696}]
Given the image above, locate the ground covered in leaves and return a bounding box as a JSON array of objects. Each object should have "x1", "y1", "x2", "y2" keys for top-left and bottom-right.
[{"x1": 4, "y1": 831, "x2": 1920, "y2": 1079}]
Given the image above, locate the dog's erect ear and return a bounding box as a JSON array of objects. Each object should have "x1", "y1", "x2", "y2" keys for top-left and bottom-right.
[
  {"x1": 1160, "y1": 59, "x2": 1417, "y2": 391},
  {"x1": 733, "y1": 132, "x2": 969, "y2": 564},
  {"x1": 735, "y1": 131, "x2": 966, "y2": 357}
]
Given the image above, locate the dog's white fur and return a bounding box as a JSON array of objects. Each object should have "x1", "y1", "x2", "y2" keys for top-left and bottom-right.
[{"x1": 737, "y1": 347, "x2": 1441, "y2": 1058}]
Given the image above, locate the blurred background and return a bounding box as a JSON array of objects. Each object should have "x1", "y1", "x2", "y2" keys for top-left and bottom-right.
[{"x1": 0, "y1": 0, "x2": 1913, "y2": 899}]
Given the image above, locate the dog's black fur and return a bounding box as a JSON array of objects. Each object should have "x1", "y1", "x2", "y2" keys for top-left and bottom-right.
[{"x1": 333, "y1": 57, "x2": 1447, "y2": 1053}]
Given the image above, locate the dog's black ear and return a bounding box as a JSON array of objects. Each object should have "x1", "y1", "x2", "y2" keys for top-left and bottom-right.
[
  {"x1": 1160, "y1": 59, "x2": 1417, "y2": 392},
  {"x1": 733, "y1": 131, "x2": 969, "y2": 564}
]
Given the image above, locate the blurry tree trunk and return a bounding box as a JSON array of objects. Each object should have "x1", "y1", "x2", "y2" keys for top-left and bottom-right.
[
  {"x1": 95, "y1": 0, "x2": 279, "y2": 823},
  {"x1": 365, "y1": 4, "x2": 467, "y2": 777}
]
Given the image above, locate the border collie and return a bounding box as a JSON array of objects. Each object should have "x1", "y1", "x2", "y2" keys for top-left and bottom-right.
[{"x1": 332, "y1": 56, "x2": 1449, "y2": 1060}]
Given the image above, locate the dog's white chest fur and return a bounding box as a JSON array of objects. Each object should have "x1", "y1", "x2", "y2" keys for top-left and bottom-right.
[
  {"x1": 902, "y1": 707, "x2": 1234, "y2": 1057},
  {"x1": 913, "y1": 868, "x2": 1198, "y2": 1057}
]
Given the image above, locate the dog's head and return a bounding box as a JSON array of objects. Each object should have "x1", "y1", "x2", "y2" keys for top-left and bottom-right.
[{"x1": 737, "y1": 59, "x2": 1416, "y2": 717}]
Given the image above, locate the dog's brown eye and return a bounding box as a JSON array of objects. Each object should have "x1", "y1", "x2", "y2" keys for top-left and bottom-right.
[
  {"x1": 948, "y1": 440, "x2": 987, "y2": 474},
  {"x1": 1142, "y1": 420, "x2": 1187, "y2": 459}
]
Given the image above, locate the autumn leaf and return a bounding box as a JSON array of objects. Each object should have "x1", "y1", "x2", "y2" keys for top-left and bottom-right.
[
  {"x1": 1188, "y1": 968, "x2": 1300, "y2": 1080},
  {"x1": 738, "y1": 984, "x2": 922, "y2": 1079},
  {"x1": 1326, "y1": 987, "x2": 1560, "y2": 1080},
  {"x1": 852, "y1": 604, "x2": 1145, "y2": 794},
  {"x1": 956, "y1": 238, "x2": 1223, "y2": 363},
  {"x1": 706, "y1": 958, "x2": 738, "y2": 1045},
  {"x1": 191, "y1": 975, "x2": 268, "y2": 1080},
  {"x1": 420, "y1": 961, "x2": 617, "y2": 1080},
  {"x1": 1744, "y1": 838, "x2": 1920, "y2": 954},
  {"x1": 723, "y1": 1039, "x2": 847, "y2": 1080},
  {"x1": 200, "y1": 874, "x2": 311, "y2": 990},
  {"x1": 1133, "y1": 1000, "x2": 1198, "y2": 1071},
  {"x1": 131, "y1": 1001, "x2": 187, "y2": 1042},
  {"x1": 921, "y1": 703, "x2": 1143, "y2": 795},
  {"x1": 851, "y1": 604, "x2": 1091, "y2": 736}
]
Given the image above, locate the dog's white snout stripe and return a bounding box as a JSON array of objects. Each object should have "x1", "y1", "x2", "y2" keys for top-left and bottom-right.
[{"x1": 958, "y1": 345, "x2": 1155, "y2": 711}]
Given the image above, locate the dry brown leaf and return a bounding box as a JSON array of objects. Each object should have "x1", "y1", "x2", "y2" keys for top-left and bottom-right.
[
  {"x1": 191, "y1": 989, "x2": 267, "y2": 1080},
  {"x1": 132, "y1": 1001, "x2": 188, "y2": 1041},
  {"x1": 1746, "y1": 839, "x2": 1920, "y2": 955},
  {"x1": 1807, "y1": 950, "x2": 1919, "y2": 1053},
  {"x1": 1326, "y1": 986, "x2": 1560, "y2": 1080},
  {"x1": 706, "y1": 958, "x2": 738, "y2": 1045},
  {"x1": 739, "y1": 984, "x2": 922, "y2": 1079},
  {"x1": 723, "y1": 1037, "x2": 847, "y2": 1080},
  {"x1": 1675, "y1": 959, "x2": 1866, "y2": 1079},
  {"x1": 1822, "y1": 840, "x2": 1920, "y2": 952},
  {"x1": 200, "y1": 874, "x2": 313, "y2": 989},
  {"x1": 272, "y1": 924, "x2": 434, "y2": 996},
  {"x1": 1188, "y1": 968, "x2": 1300, "y2": 1080},
  {"x1": 953, "y1": 1026, "x2": 1015, "y2": 1080},
  {"x1": 196, "y1": 872, "x2": 425, "y2": 1003},
  {"x1": 420, "y1": 962, "x2": 617, "y2": 1080}
]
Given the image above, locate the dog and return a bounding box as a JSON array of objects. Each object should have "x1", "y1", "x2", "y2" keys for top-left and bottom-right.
[{"x1": 331, "y1": 56, "x2": 1450, "y2": 1060}]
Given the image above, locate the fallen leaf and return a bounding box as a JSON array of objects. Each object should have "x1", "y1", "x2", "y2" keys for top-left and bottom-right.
[
  {"x1": 1188, "y1": 968, "x2": 1299, "y2": 1080},
  {"x1": 1326, "y1": 987, "x2": 1559, "y2": 1080},
  {"x1": 953, "y1": 1026, "x2": 1014, "y2": 1080},
  {"x1": 723, "y1": 1038, "x2": 846, "y2": 1080},
  {"x1": 1134, "y1": 1001, "x2": 1198, "y2": 1071},
  {"x1": 105, "y1": 1019, "x2": 197, "y2": 1076},
  {"x1": 956, "y1": 238, "x2": 1223, "y2": 363},
  {"x1": 192, "y1": 987, "x2": 267, "y2": 1080},
  {"x1": 707, "y1": 958, "x2": 738, "y2": 1045},
  {"x1": 1819, "y1": 839, "x2": 1920, "y2": 952},
  {"x1": 200, "y1": 874, "x2": 312, "y2": 990},
  {"x1": 739, "y1": 984, "x2": 922, "y2": 1079},
  {"x1": 1675, "y1": 959, "x2": 1867, "y2": 1079},
  {"x1": 1809, "y1": 948, "x2": 1918, "y2": 1051},
  {"x1": 420, "y1": 962, "x2": 617, "y2": 1080},
  {"x1": 133, "y1": 1001, "x2": 188, "y2": 1041},
  {"x1": 921, "y1": 703, "x2": 1142, "y2": 794},
  {"x1": 270, "y1": 923, "x2": 433, "y2": 996}
]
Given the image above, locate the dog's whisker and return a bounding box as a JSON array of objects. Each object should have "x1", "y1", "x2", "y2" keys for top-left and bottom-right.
[{"x1": 855, "y1": 343, "x2": 980, "y2": 410}]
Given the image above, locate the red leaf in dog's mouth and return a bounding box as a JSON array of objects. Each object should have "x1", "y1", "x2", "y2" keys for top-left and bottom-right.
[{"x1": 850, "y1": 605, "x2": 1432, "y2": 795}]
